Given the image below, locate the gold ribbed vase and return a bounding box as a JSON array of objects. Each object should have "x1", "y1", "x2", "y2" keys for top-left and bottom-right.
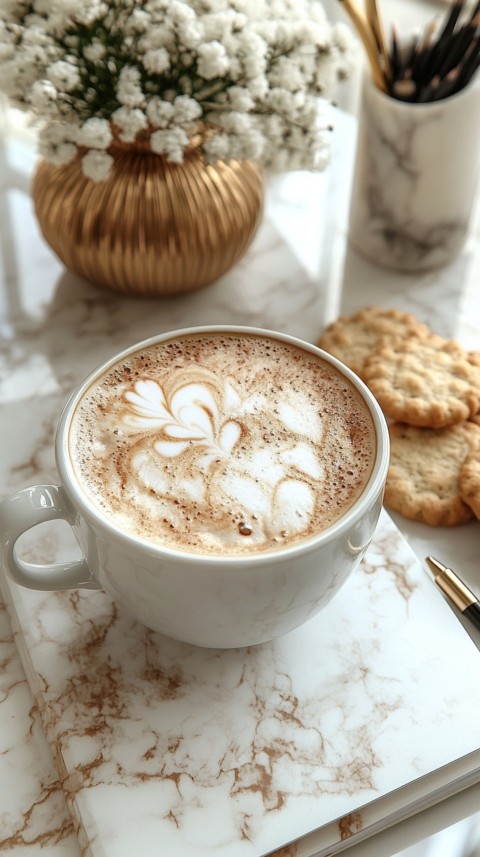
[{"x1": 32, "y1": 145, "x2": 263, "y2": 297}]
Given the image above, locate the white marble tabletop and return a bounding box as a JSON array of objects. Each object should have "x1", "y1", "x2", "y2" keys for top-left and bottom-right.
[{"x1": 1, "y1": 36, "x2": 480, "y2": 856}]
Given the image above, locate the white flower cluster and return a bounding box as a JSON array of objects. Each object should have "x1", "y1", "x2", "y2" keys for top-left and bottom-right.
[{"x1": 0, "y1": 0, "x2": 355, "y2": 181}]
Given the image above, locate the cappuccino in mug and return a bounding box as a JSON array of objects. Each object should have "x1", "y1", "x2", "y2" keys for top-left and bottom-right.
[
  {"x1": 1, "y1": 326, "x2": 389, "y2": 646},
  {"x1": 69, "y1": 331, "x2": 376, "y2": 555}
]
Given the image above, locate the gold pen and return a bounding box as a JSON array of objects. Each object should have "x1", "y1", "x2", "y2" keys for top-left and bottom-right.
[{"x1": 426, "y1": 556, "x2": 480, "y2": 632}]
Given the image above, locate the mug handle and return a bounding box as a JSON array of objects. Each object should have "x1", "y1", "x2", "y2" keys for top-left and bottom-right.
[{"x1": 0, "y1": 485, "x2": 101, "y2": 591}]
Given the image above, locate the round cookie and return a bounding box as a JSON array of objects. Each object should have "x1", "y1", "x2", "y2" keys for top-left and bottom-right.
[
  {"x1": 317, "y1": 306, "x2": 430, "y2": 379},
  {"x1": 468, "y1": 352, "x2": 480, "y2": 398},
  {"x1": 364, "y1": 334, "x2": 480, "y2": 428},
  {"x1": 460, "y1": 449, "x2": 480, "y2": 521},
  {"x1": 385, "y1": 421, "x2": 480, "y2": 527},
  {"x1": 468, "y1": 352, "x2": 480, "y2": 425}
]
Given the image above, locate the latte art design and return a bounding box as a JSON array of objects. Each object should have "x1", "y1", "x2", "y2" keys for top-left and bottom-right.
[
  {"x1": 122, "y1": 373, "x2": 324, "y2": 547},
  {"x1": 124, "y1": 378, "x2": 242, "y2": 459},
  {"x1": 69, "y1": 333, "x2": 375, "y2": 555}
]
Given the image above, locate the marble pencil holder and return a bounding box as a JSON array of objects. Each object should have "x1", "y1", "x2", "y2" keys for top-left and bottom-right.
[{"x1": 348, "y1": 73, "x2": 480, "y2": 272}]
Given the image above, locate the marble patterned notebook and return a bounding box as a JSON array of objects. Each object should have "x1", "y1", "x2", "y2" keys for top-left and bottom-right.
[{"x1": 2, "y1": 510, "x2": 480, "y2": 857}]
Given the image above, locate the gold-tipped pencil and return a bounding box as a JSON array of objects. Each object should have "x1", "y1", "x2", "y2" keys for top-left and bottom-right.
[
  {"x1": 338, "y1": 0, "x2": 388, "y2": 91},
  {"x1": 365, "y1": 0, "x2": 392, "y2": 82}
]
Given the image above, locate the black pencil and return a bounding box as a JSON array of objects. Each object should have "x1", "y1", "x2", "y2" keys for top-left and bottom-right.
[
  {"x1": 390, "y1": 23, "x2": 401, "y2": 80},
  {"x1": 451, "y1": 31, "x2": 480, "y2": 91},
  {"x1": 418, "y1": 0, "x2": 464, "y2": 84}
]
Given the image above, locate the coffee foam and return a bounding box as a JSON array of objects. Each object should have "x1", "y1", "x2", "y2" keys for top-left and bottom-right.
[{"x1": 69, "y1": 333, "x2": 376, "y2": 555}]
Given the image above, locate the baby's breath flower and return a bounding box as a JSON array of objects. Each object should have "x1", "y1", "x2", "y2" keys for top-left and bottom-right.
[
  {"x1": 77, "y1": 117, "x2": 112, "y2": 149},
  {"x1": 116, "y1": 65, "x2": 144, "y2": 107},
  {"x1": 204, "y1": 117, "x2": 266, "y2": 162},
  {"x1": 82, "y1": 149, "x2": 114, "y2": 181},
  {"x1": 169, "y1": 1, "x2": 196, "y2": 24},
  {"x1": 150, "y1": 127, "x2": 189, "y2": 162},
  {"x1": 0, "y1": 0, "x2": 354, "y2": 180},
  {"x1": 75, "y1": 4, "x2": 109, "y2": 26},
  {"x1": 29, "y1": 79, "x2": 59, "y2": 114},
  {"x1": 224, "y1": 86, "x2": 254, "y2": 112},
  {"x1": 112, "y1": 106, "x2": 148, "y2": 142},
  {"x1": 126, "y1": 9, "x2": 150, "y2": 33},
  {"x1": 269, "y1": 57, "x2": 309, "y2": 92},
  {"x1": 171, "y1": 94, "x2": 202, "y2": 123},
  {"x1": 139, "y1": 27, "x2": 175, "y2": 52},
  {"x1": 202, "y1": 132, "x2": 230, "y2": 162},
  {"x1": 177, "y1": 22, "x2": 203, "y2": 50},
  {"x1": 142, "y1": 47, "x2": 170, "y2": 75},
  {"x1": 47, "y1": 60, "x2": 80, "y2": 92},
  {"x1": 196, "y1": 41, "x2": 229, "y2": 80},
  {"x1": 83, "y1": 40, "x2": 106, "y2": 63},
  {"x1": 48, "y1": 0, "x2": 78, "y2": 14},
  {"x1": 146, "y1": 97, "x2": 174, "y2": 128},
  {"x1": 245, "y1": 74, "x2": 269, "y2": 100},
  {"x1": 38, "y1": 122, "x2": 78, "y2": 165}
]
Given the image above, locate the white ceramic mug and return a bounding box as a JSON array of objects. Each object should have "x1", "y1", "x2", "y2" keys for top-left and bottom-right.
[{"x1": 0, "y1": 327, "x2": 389, "y2": 648}]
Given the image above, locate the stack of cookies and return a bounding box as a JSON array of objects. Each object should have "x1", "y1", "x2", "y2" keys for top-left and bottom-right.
[{"x1": 318, "y1": 307, "x2": 480, "y2": 527}]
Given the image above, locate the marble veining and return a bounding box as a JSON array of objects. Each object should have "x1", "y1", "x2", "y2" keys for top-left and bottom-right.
[
  {"x1": 1, "y1": 104, "x2": 480, "y2": 855},
  {"x1": 2, "y1": 511, "x2": 480, "y2": 857},
  {"x1": 0, "y1": 596, "x2": 80, "y2": 856}
]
